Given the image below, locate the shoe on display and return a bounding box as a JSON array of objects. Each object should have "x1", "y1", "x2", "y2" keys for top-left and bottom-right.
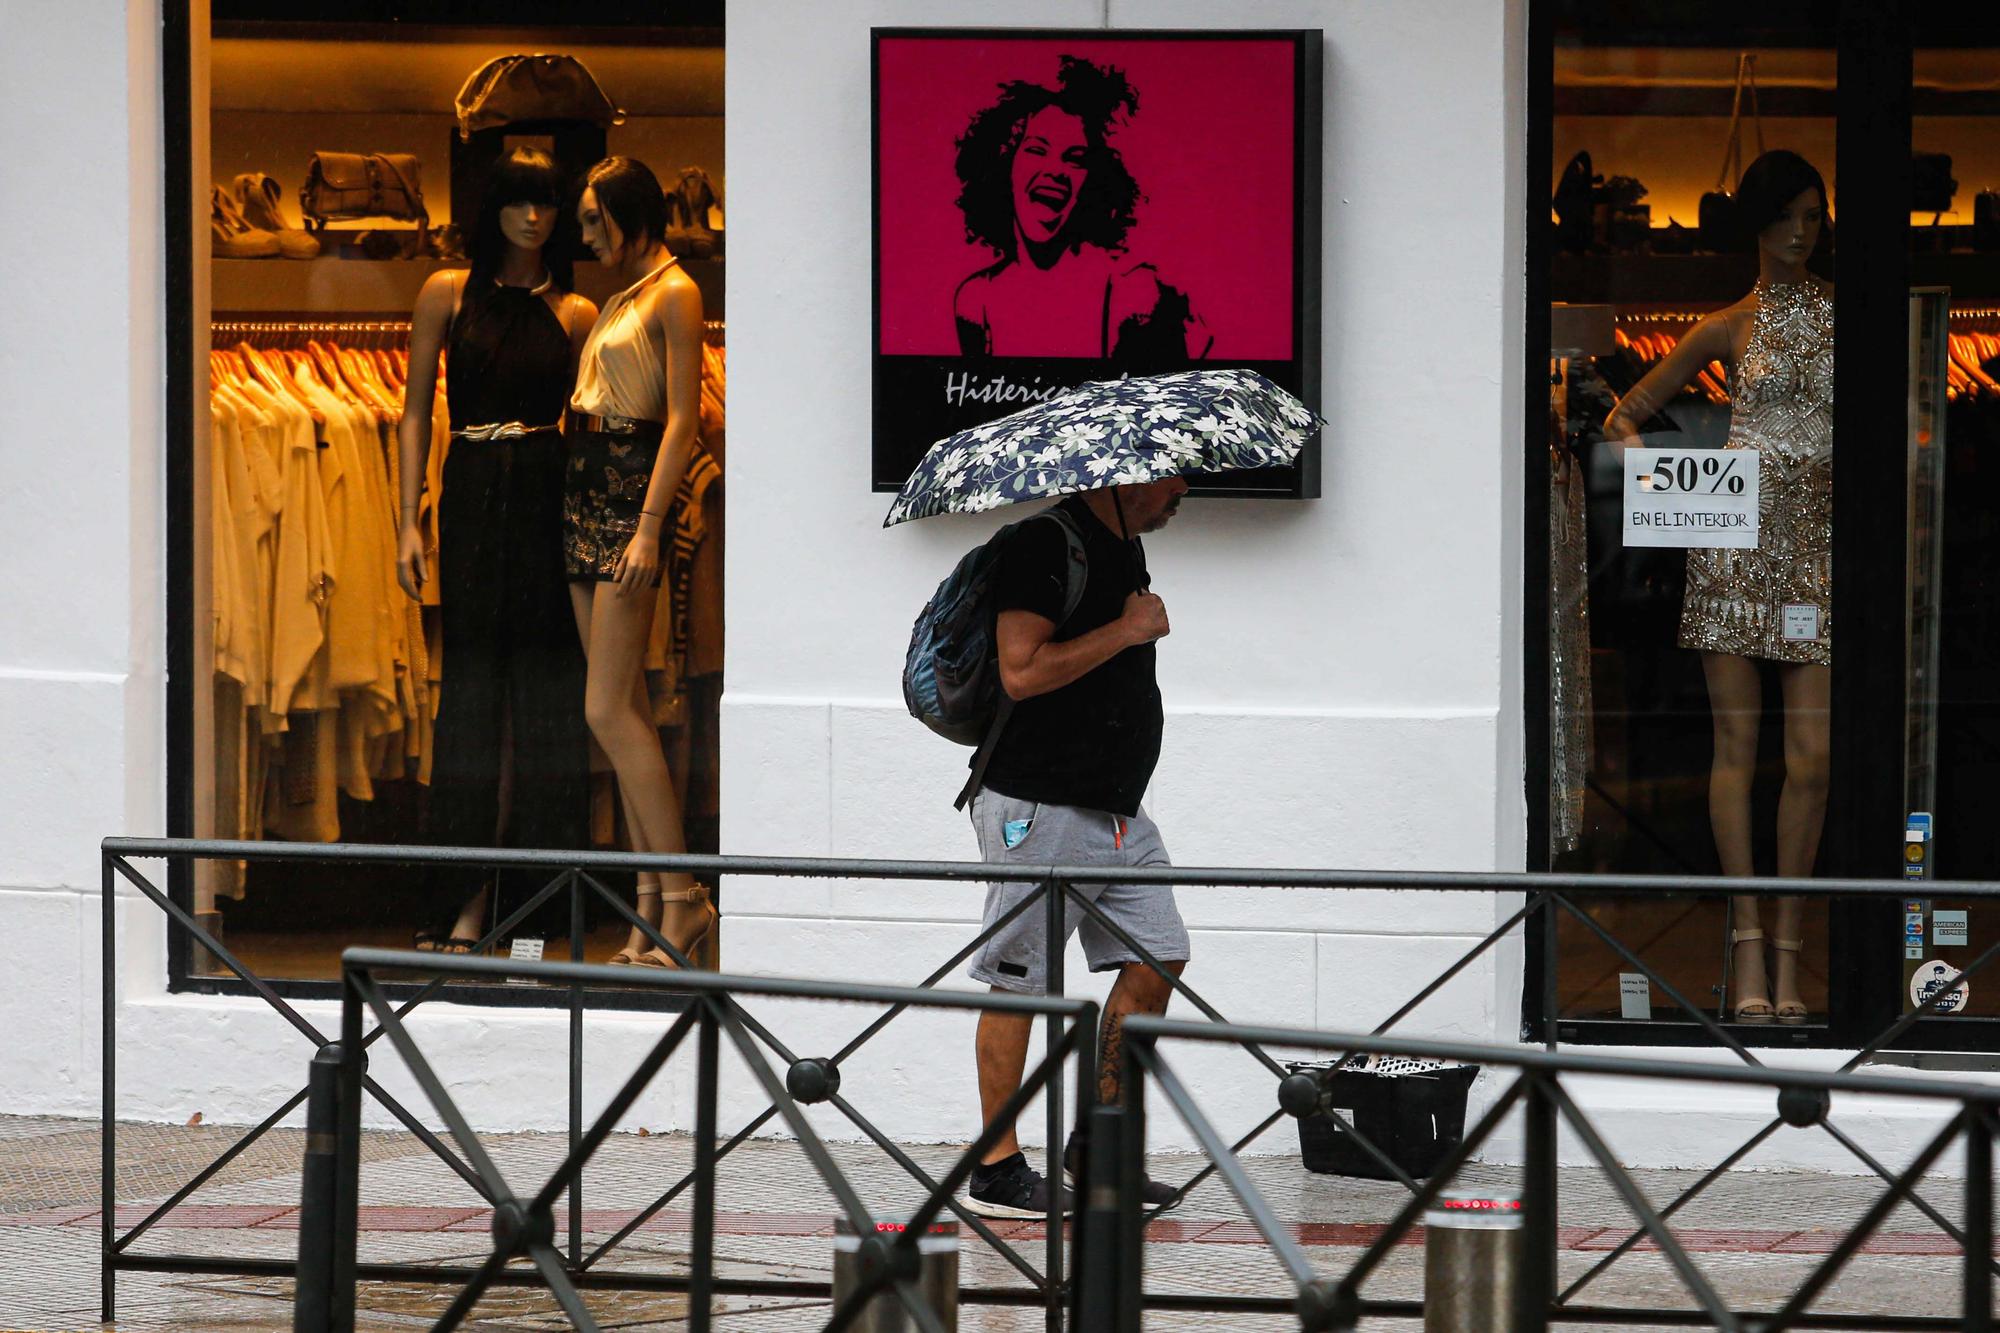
[
  {"x1": 211, "y1": 184, "x2": 281, "y2": 258},
  {"x1": 966, "y1": 1151, "x2": 1073, "y2": 1219},
  {"x1": 663, "y1": 165, "x2": 723, "y2": 260},
  {"x1": 1062, "y1": 1131, "x2": 1182, "y2": 1211},
  {"x1": 233, "y1": 173, "x2": 320, "y2": 259}
]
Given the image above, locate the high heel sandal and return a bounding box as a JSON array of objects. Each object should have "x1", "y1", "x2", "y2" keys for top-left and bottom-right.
[
  {"x1": 1771, "y1": 937, "x2": 1808, "y2": 1023},
  {"x1": 414, "y1": 891, "x2": 485, "y2": 955},
  {"x1": 634, "y1": 883, "x2": 718, "y2": 970},
  {"x1": 608, "y1": 886, "x2": 662, "y2": 966},
  {"x1": 1731, "y1": 929, "x2": 1774, "y2": 1023}
]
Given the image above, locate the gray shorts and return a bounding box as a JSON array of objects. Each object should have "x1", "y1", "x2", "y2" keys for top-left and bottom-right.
[{"x1": 967, "y1": 790, "x2": 1190, "y2": 994}]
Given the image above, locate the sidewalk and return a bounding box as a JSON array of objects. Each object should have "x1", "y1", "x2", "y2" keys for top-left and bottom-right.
[{"x1": 0, "y1": 1114, "x2": 1974, "y2": 1329}]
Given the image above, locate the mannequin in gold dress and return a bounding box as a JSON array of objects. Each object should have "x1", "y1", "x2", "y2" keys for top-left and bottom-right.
[{"x1": 1604, "y1": 151, "x2": 1833, "y2": 1023}]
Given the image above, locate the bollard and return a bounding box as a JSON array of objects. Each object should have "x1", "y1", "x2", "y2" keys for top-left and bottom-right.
[
  {"x1": 831, "y1": 1217, "x2": 959, "y2": 1331},
  {"x1": 1424, "y1": 1189, "x2": 1524, "y2": 1333},
  {"x1": 293, "y1": 1046, "x2": 343, "y2": 1333}
]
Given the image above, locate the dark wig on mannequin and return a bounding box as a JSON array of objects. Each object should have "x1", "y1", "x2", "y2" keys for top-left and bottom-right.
[
  {"x1": 1734, "y1": 149, "x2": 1833, "y2": 268},
  {"x1": 953, "y1": 55, "x2": 1143, "y2": 260},
  {"x1": 584, "y1": 156, "x2": 671, "y2": 254},
  {"x1": 466, "y1": 146, "x2": 574, "y2": 291}
]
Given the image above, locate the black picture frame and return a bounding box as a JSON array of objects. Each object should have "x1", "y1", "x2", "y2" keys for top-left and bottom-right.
[{"x1": 869, "y1": 27, "x2": 1323, "y2": 498}]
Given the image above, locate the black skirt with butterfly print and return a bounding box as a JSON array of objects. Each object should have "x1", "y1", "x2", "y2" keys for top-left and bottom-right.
[{"x1": 562, "y1": 420, "x2": 666, "y2": 581}]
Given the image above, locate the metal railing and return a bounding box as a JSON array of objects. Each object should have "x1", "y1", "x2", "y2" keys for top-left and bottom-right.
[
  {"x1": 297, "y1": 947, "x2": 1097, "y2": 1332},
  {"x1": 1096, "y1": 1015, "x2": 2000, "y2": 1331},
  {"x1": 97, "y1": 837, "x2": 2000, "y2": 1328}
]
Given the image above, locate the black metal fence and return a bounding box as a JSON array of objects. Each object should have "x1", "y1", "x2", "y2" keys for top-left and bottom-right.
[
  {"x1": 97, "y1": 836, "x2": 2000, "y2": 1328},
  {"x1": 299, "y1": 947, "x2": 1097, "y2": 1332},
  {"x1": 1097, "y1": 1015, "x2": 2000, "y2": 1332}
]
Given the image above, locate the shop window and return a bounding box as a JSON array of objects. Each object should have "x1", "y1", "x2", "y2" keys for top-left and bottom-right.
[
  {"x1": 179, "y1": 7, "x2": 726, "y2": 993},
  {"x1": 1532, "y1": 5, "x2": 2000, "y2": 1047}
]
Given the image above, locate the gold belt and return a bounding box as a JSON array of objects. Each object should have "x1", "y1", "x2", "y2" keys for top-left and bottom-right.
[
  {"x1": 570, "y1": 411, "x2": 659, "y2": 435},
  {"x1": 450, "y1": 420, "x2": 559, "y2": 441}
]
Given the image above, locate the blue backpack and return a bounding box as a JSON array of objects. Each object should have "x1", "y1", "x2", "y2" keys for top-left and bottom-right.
[{"x1": 902, "y1": 507, "x2": 1088, "y2": 807}]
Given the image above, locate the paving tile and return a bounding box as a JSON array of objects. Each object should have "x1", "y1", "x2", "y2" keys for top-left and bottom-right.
[{"x1": 1574, "y1": 1226, "x2": 1797, "y2": 1253}]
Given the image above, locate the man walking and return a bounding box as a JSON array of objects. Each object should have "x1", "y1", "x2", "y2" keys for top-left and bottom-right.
[{"x1": 962, "y1": 475, "x2": 1191, "y2": 1219}]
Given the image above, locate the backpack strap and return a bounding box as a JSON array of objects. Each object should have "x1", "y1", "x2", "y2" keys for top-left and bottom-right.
[{"x1": 954, "y1": 507, "x2": 1090, "y2": 812}]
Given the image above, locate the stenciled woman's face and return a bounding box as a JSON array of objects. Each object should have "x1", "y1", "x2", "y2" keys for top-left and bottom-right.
[
  {"x1": 577, "y1": 186, "x2": 625, "y2": 268},
  {"x1": 1010, "y1": 105, "x2": 1090, "y2": 247},
  {"x1": 1758, "y1": 185, "x2": 1824, "y2": 269},
  {"x1": 500, "y1": 199, "x2": 555, "y2": 252}
]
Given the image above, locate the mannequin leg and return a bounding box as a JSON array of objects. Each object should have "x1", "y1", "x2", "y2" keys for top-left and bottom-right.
[
  {"x1": 1771, "y1": 663, "x2": 1831, "y2": 1018},
  {"x1": 1702, "y1": 652, "x2": 1768, "y2": 1015},
  {"x1": 611, "y1": 676, "x2": 669, "y2": 960},
  {"x1": 572, "y1": 582, "x2": 710, "y2": 967},
  {"x1": 573, "y1": 587, "x2": 666, "y2": 961}
]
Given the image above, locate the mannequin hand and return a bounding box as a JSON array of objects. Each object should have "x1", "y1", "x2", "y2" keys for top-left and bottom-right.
[
  {"x1": 614, "y1": 528, "x2": 663, "y2": 596},
  {"x1": 1121, "y1": 590, "x2": 1170, "y2": 645},
  {"x1": 395, "y1": 520, "x2": 426, "y2": 601}
]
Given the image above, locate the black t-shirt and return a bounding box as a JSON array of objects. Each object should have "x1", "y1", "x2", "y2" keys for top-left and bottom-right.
[{"x1": 978, "y1": 495, "x2": 1163, "y2": 817}]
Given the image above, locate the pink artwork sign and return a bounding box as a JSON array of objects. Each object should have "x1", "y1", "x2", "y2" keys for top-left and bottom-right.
[{"x1": 872, "y1": 29, "x2": 1322, "y2": 496}]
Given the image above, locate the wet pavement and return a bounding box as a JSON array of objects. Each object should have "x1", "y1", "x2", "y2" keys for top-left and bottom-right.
[{"x1": 0, "y1": 1113, "x2": 1980, "y2": 1329}]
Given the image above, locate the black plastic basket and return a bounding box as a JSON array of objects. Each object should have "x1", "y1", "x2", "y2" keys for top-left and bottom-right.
[{"x1": 1290, "y1": 1060, "x2": 1480, "y2": 1181}]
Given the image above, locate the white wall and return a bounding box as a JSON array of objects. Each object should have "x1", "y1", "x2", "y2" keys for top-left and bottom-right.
[
  {"x1": 14, "y1": 0, "x2": 1956, "y2": 1177},
  {"x1": 0, "y1": 0, "x2": 165, "y2": 1112},
  {"x1": 0, "y1": 0, "x2": 1531, "y2": 1148},
  {"x1": 717, "y1": 0, "x2": 1531, "y2": 1148}
]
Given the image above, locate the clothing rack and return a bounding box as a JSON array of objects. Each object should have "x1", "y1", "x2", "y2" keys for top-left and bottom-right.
[
  {"x1": 1615, "y1": 309, "x2": 1712, "y2": 327},
  {"x1": 212, "y1": 316, "x2": 412, "y2": 349}
]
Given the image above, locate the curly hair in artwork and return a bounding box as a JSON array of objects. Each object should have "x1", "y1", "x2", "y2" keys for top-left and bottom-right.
[{"x1": 952, "y1": 54, "x2": 1144, "y2": 259}]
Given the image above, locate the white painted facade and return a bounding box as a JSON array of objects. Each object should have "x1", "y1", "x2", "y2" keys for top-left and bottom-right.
[{"x1": 0, "y1": 0, "x2": 1981, "y2": 1172}]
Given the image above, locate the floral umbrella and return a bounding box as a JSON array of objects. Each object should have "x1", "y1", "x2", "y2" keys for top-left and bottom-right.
[{"x1": 883, "y1": 368, "x2": 1323, "y2": 526}]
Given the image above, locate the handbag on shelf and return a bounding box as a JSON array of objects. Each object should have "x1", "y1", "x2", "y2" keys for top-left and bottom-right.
[
  {"x1": 1975, "y1": 191, "x2": 2000, "y2": 253},
  {"x1": 1698, "y1": 53, "x2": 1763, "y2": 252},
  {"x1": 454, "y1": 54, "x2": 625, "y2": 139},
  {"x1": 1911, "y1": 152, "x2": 1957, "y2": 216},
  {"x1": 300, "y1": 152, "x2": 429, "y2": 245}
]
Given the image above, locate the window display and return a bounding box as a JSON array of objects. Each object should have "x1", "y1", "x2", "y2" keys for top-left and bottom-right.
[
  {"x1": 1535, "y1": 8, "x2": 2000, "y2": 1048},
  {"x1": 184, "y1": 14, "x2": 726, "y2": 990},
  {"x1": 1540, "y1": 32, "x2": 1839, "y2": 1030}
]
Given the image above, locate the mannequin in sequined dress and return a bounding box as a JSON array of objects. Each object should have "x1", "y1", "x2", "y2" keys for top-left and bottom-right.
[{"x1": 1604, "y1": 151, "x2": 1833, "y2": 1024}]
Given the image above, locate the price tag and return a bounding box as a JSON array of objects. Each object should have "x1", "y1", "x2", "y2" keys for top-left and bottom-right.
[
  {"x1": 1623, "y1": 448, "x2": 1761, "y2": 549},
  {"x1": 506, "y1": 936, "x2": 545, "y2": 985},
  {"x1": 1618, "y1": 973, "x2": 1652, "y2": 1021}
]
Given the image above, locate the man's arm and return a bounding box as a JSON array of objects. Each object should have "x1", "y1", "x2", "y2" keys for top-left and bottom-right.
[{"x1": 996, "y1": 591, "x2": 1170, "y2": 701}]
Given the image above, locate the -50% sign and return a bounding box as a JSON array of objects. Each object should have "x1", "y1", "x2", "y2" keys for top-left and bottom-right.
[{"x1": 1623, "y1": 448, "x2": 1760, "y2": 549}]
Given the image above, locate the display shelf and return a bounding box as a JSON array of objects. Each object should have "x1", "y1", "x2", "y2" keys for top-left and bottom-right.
[
  {"x1": 212, "y1": 255, "x2": 453, "y2": 312},
  {"x1": 1551, "y1": 253, "x2": 1755, "y2": 306},
  {"x1": 1552, "y1": 251, "x2": 2000, "y2": 307},
  {"x1": 213, "y1": 252, "x2": 726, "y2": 318}
]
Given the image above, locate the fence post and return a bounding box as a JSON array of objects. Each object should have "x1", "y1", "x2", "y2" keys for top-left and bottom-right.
[
  {"x1": 292, "y1": 1047, "x2": 343, "y2": 1332},
  {"x1": 1513, "y1": 1076, "x2": 1556, "y2": 1333},
  {"x1": 568, "y1": 871, "x2": 585, "y2": 1268},
  {"x1": 1115, "y1": 1041, "x2": 1149, "y2": 1333},
  {"x1": 1072, "y1": 1102, "x2": 1123, "y2": 1328},
  {"x1": 100, "y1": 851, "x2": 117, "y2": 1325},
  {"x1": 691, "y1": 998, "x2": 720, "y2": 1333},
  {"x1": 330, "y1": 974, "x2": 365, "y2": 1333},
  {"x1": 1968, "y1": 1106, "x2": 1993, "y2": 1333},
  {"x1": 1043, "y1": 875, "x2": 1066, "y2": 1333}
]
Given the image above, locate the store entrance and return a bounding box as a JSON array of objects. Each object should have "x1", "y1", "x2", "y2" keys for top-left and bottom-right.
[{"x1": 1527, "y1": 2, "x2": 2000, "y2": 1049}]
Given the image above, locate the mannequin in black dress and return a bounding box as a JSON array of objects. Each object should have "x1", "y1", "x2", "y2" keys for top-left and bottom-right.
[{"x1": 395, "y1": 148, "x2": 598, "y2": 949}]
